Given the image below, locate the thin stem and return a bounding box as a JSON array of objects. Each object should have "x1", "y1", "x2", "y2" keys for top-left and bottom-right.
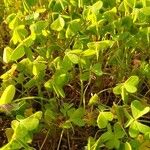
[
  {"x1": 57, "y1": 129, "x2": 64, "y2": 150},
  {"x1": 39, "y1": 0, "x2": 42, "y2": 7},
  {"x1": 139, "y1": 120, "x2": 150, "y2": 124},
  {"x1": 67, "y1": 130, "x2": 71, "y2": 150},
  {"x1": 79, "y1": 60, "x2": 84, "y2": 108},
  {"x1": 40, "y1": 130, "x2": 50, "y2": 150},
  {"x1": 82, "y1": 75, "x2": 92, "y2": 108},
  {"x1": 97, "y1": 88, "x2": 112, "y2": 96},
  {"x1": 17, "y1": 139, "x2": 33, "y2": 149},
  {"x1": 37, "y1": 85, "x2": 44, "y2": 110},
  {"x1": 80, "y1": 80, "x2": 84, "y2": 108},
  {"x1": 13, "y1": 96, "x2": 49, "y2": 103}
]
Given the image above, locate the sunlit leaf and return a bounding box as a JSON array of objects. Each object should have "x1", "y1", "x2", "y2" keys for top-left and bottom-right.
[
  {"x1": 141, "y1": 7, "x2": 150, "y2": 16},
  {"x1": 97, "y1": 112, "x2": 113, "y2": 128},
  {"x1": 7, "y1": 14, "x2": 21, "y2": 30},
  {"x1": 12, "y1": 25, "x2": 28, "y2": 44},
  {"x1": 0, "y1": 85, "x2": 16, "y2": 105},
  {"x1": 10, "y1": 44, "x2": 25, "y2": 61},
  {"x1": 30, "y1": 21, "x2": 48, "y2": 34},
  {"x1": 67, "y1": 53, "x2": 79, "y2": 64},
  {"x1": 52, "y1": 83, "x2": 65, "y2": 98},
  {"x1": 124, "y1": 142, "x2": 132, "y2": 150},
  {"x1": 124, "y1": 84, "x2": 137, "y2": 93},
  {"x1": 91, "y1": 1, "x2": 103, "y2": 14},
  {"x1": 3, "y1": 47, "x2": 13, "y2": 63},
  {"x1": 131, "y1": 100, "x2": 150, "y2": 119},
  {"x1": 125, "y1": 76, "x2": 139, "y2": 87},
  {"x1": 32, "y1": 62, "x2": 46, "y2": 76},
  {"x1": 136, "y1": 122, "x2": 150, "y2": 134},
  {"x1": 121, "y1": 86, "x2": 128, "y2": 103},
  {"x1": 88, "y1": 94, "x2": 99, "y2": 106},
  {"x1": 113, "y1": 84, "x2": 123, "y2": 95},
  {"x1": 81, "y1": 49, "x2": 96, "y2": 57},
  {"x1": 50, "y1": 16, "x2": 65, "y2": 31}
]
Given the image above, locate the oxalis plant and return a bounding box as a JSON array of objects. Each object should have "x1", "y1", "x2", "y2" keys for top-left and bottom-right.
[
  {"x1": 86, "y1": 76, "x2": 150, "y2": 150},
  {"x1": 0, "y1": 0, "x2": 150, "y2": 149}
]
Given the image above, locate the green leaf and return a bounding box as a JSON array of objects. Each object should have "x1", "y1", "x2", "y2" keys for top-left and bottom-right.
[
  {"x1": 66, "y1": 49, "x2": 82, "y2": 54},
  {"x1": 80, "y1": 71, "x2": 90, "y2": 81},
  {"x1": 17, "y1": 58, "x2": 33, "y2": 76},
  {"x1": 11, "y1": 25, "x2": 28, "y2": 44},
  {"x1": 136, "y1": 122, "x2": 150, "y2": 134},
  {"x1": 52, "y1": 83, "x2": 65, "y2": 98},
  {"x1": 67, "y1": 53, "x2": 79, "y2": 64},
  {"x1": 3, "y1": 47, "x2": 13, "y2": 63},
  {"x1": 129, "y1": 120, "x2": 140, "y2": 137},
  {"x1": 91, "y1": 1, "x2": 103, "y2": 14},
  {"x1": 23, "y1": 35, "x2": 35, "y2": 47},
  {"x1": 32, "y1": 62, "x2": 46, "y2": 76},
  {"x1": 60, "y1": 103, "x2": 73, "y2": 116},
  {"x1": 113, "y1": 84, "x2": 123, "y2": 95},
  {"x1": 22, "y1": 0, "x2": 31, "y2": 12},
  {"x1": 20, "y1": 118, "x2": 39, "y2": 131},
  {"x1": 8, "y1": 14, "x2": 21, "y2": 30},
  {"x1": 131, "y1": 100, "x2": 150, "y2": 119},
  {"x1": 24, "y1": 78, "x2": 36, "y2": 89},
  {"x1": 1, "y1": 111, "x2": 42, "y2": 150},
  {"x1": 81, "y1": 49, "x2": 96, "y2": 57},
  {"x1": 87, "y1": 41, "x2": 114, "y2": 59},
  {"x1": 0, "y1": 64, "x2": 17, "y2": 80},
  {"x1": 114, "y1": 122, "x2": 125, "y2": 138},
  {"x1": 91, "y1": 63, "x2": 103, "y2": 76},
  {"x1": 0, "y1": 85, "x2": 16, "y2": 105},
  {"x1": 129, "y1": 120, "x2": 150, "y2": 138},
  {"x1": 6, "y1": 13, "x2": 16, "y2": 24},
  {"x1": 141, "y1": 7, "x2": 150, "y2": 16},
  {"x1": 66, "y1": 19, "x2": 81, "y2": 38},
  {"x1": 99, "y1": 127, "x2": 113, "y2": 143},
  {"x1": 61, "y1": 120, "x2": 72, "y2": 129},
  {"x1": 106, "y1": 137, "x2": 120, "y2": 149},
  {"x1": 125, "y1": 117, "x2": 134, "y2": 128},
  {"x1": 97, "y1": 112, "x2": 113, "y2": 128},
  {"x1": 24, "y1": 47, "x2": 34, "y2": 61},
  {"x1": 10, "y1": 44, "x2": 25, "y2": 61},
  {"x1": 87, "y1": 41, "x2": 114, "y2": 51},
  {"x1": 121, "y1": 86, "x2": 128, "y2": 103},
  {"x1": 87, "y1": 137, "x2": 96, "y2": 150},
  {"x1": 30, "y1": 21, "x2": 48, "y2": 35},
  {"x1": 54, "y1": 72, "x2": 68, "y2": 87},
  {"x1": 113, "y1": 76, "x2": 139, "y2": 100},
  {"x1": 98, "y1": 123, "x2": 124, "y2": 149},
  {"x1": 125, "y1": 76, "x2": 139, "y2": 87},
  {"x1": 124, "y1": 84, "x2": 137, "y2": 93},
  {"x1": 62, "y1": 55, "x2": 73, "y2": 70},
  {"x1": 50, "y1": 16, "x2": 65, "y2": 31},
  {"x1": 69, "y1": 107, "x2": 85, "y2": 126},
  {"x1": 124, "y1": 0, "x2": 135, "y2": 9},
  {"x1": 44, "y1": 79, "x2": 53, "y2": 90},
  {"x1": 88, "y1": 94, "x2": 99, "y2": 106},
  {"x1": 124, "y1": 142, "x2": 132, "y2": 150}
]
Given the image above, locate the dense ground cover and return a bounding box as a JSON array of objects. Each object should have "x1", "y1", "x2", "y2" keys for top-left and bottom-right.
[{"x1": 0, "y1": 0, "x2": 150, "y2": 149}]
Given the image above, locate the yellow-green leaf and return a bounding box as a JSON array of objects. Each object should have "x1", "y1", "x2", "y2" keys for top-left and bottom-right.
[
  {"x1": 0, "y1": 85, "x2": 16, "y2": 105},
  {"x1": 50, "y1": 16, "x2": 65, "y2": 31}
]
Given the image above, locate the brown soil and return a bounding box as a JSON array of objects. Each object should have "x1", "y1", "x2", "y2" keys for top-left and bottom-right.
[{"x1": 0, "y1": 115, "x2": 11, "y2": 147}]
